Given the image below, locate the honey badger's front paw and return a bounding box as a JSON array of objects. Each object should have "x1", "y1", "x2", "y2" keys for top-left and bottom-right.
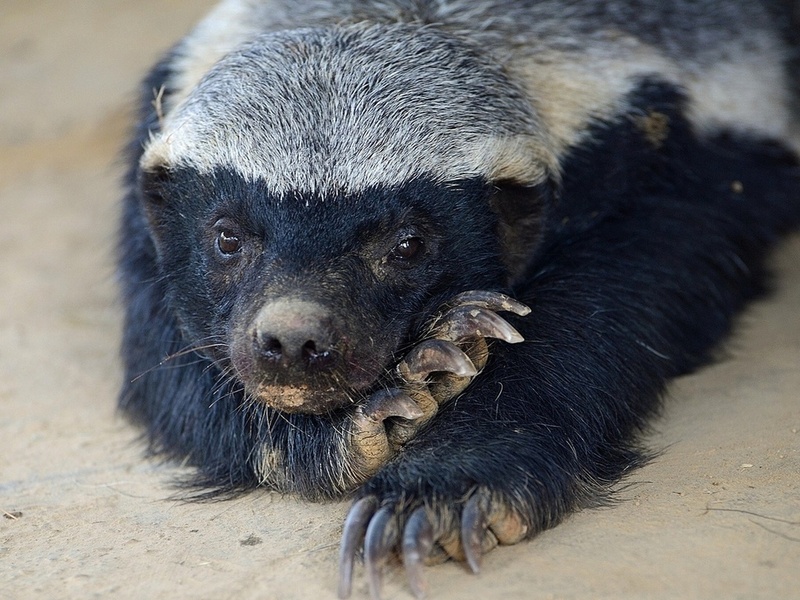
[
  {"x1": 347, "y1": 291, "x2": 530, "y2": 479},
  {"x1": 399, "y1": 290, "x2": 531, "y2": 407},
  {"x1": 337, "y1": 489, "x2": 529, "y2": 599}
]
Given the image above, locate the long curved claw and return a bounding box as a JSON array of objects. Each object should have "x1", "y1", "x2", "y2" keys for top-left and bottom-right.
[
  {"x1": 448, "y1": 290, "x2": 532, "y2": 316},
  {"x1": 402, "y1": 507, "x2": 434, "y2": 599},
  {"x1": 433, "y1": 305, "x2": 525, "y2": 344},
  {"x1": 397, "y1": 339, "x2": 478, "y2": 383},
  {"x1": 350, "y1": 388, "x2": 427, "y2": 478},
  {"x1": 338, "y1": 496, "x2": 379, "y2": 599},
  {"x1": 384, "y1": 387, "x2": 438, "y2": 448},
  {"x1": 363, "y1": 388, "x2": 425, "y2": 421},
  {"x1": 461, "y1": 494, "x2": 487, "y2": 574},
  {"x1": 365, "y1": 506, "x2": 395, "y2": 600}
]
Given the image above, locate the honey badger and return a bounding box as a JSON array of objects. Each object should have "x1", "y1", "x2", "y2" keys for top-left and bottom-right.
[{"x1": 118, "y1": 0, "x2": 800, "y2": 597}]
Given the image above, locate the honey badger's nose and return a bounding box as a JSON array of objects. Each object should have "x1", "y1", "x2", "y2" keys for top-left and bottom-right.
[
  {"x1": 257, "y1": 333, "x2": 338, "y2": 372},
  {"x1": 253, "y1": 299, "x2": 341, "y2": 373}
]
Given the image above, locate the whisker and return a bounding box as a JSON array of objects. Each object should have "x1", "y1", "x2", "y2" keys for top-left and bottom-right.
[{"x1": 129, "y1": 335, "x2": 230, "y2": 383}]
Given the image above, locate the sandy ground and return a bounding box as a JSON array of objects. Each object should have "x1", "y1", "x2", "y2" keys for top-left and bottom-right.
[{"x1": 1, "y1": 2, "x2": 799, "y2": 599}]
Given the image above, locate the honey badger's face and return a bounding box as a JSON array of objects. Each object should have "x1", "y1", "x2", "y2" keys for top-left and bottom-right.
[
  {"x1": 142, "y1": 169, "x2": 505, "y2": 413},
  {"x1": 139, "y1": 24, "x2": 550, "y2": 413}
]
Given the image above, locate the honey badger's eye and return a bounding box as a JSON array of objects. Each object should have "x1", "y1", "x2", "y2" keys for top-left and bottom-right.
[
  {"x1": 216, "y1": 230, "x2": 242, "y2": 255},
  {"x1": 388, "y1": 237, "x2": 424, "y2": 262},
  {"x1": 213, "y1": 218, "x2": 244, "y2": 257}
]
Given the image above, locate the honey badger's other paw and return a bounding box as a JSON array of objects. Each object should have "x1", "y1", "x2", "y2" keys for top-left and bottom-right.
[
  {"x1": 346, "y1": 291, "x2": 530, "y2": 480},
  {"x1": 399, "y1": 290, "x2": 531, "y2": 404},
  {"x1": 337, "y1": 488, "x2": 530, "y2": 599}
]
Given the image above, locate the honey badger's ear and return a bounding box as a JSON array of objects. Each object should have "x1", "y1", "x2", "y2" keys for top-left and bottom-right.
[
  {"x1": 490, "y1": 178, "x2": 554, "y2": 284},
  {"x1": 138, "y1": 163, "x2": 171, "y2": 205},
  {"x1": 136, "y1": 161, "x2": 174, "y2": 246},
  {"x1": 137, "y1": 133, "x2": 178, "y2": 214}
]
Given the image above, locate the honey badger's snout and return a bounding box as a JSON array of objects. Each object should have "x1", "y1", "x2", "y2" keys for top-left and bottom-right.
[
  {"x1": 252, "y1": 299, "x2": 342, "y2": 375},
  {"x1": 233, "y1": 295, "x2": 390, "y2": 415}
]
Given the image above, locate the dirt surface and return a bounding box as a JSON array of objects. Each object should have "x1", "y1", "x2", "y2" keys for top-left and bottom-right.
[{"x1": 1, "y1": 2, "x2": 799, "y2": 599}]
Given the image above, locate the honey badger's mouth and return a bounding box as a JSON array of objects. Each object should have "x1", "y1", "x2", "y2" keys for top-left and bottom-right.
[
  {"x1": 239, "y1": 356, "x2": 393, "y2": 415},
  {"x1": 246, "y1": 361, "x2": 390, "y2": 415},
  {"x1": 250, "y1": 383, "x2": 359, "y2": 414}
]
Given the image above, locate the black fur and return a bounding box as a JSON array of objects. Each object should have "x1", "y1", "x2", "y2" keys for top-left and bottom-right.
[
  {"x1": 119, "y1": 65, "x2": 800, "y2": 539},
  {"x1": 357, "y1": 82, "x2": 800, "y2": 530}
]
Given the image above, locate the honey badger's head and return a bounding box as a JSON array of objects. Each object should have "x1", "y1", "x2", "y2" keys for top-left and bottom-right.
[{"x1": 139, "y1": 23, "x2": 554, "y2": 414}]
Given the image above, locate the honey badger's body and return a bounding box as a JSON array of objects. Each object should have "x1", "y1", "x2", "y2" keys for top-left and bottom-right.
[{"x1": 119, "y1": 0, "x2": 800, "y2": 595}]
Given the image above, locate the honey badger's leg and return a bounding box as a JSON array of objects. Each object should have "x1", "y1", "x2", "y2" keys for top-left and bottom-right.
[
  {"x1": 339, "y1": 103, "x2": 800, "y2": 598},
  {"x1": 346, "y1": 291, "x2": 530, "y2": 479}
]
